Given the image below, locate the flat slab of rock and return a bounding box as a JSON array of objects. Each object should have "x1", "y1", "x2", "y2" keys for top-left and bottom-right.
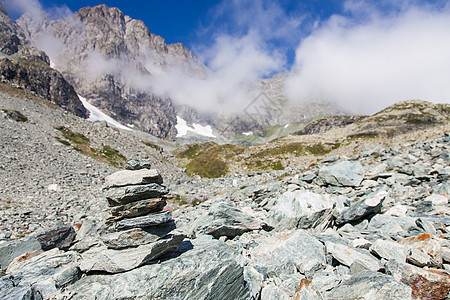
[
  {"x1": 109, "y1": 198, "x2": 166, "y2": 221},
  {"x1": 79, "y1": 234, "x2": 185, "y2": 273},
  {"x1": 105, "y1": 183, "x2": 169, "y2": 206},
  {"x1": 70, "y1": 235, "x2": 250, "y2": 299},
  {"x1": 101, "y1": 228, "x2": 163, "y2": 249},
  {"x1": 386, "y1": 259, "x2": 450, "y2": 300},
  {"x1": 267, "y1": 191, "x2": 335, "y2": 231},
  {"x1": 186, "y1": 201, "x2": 268, "y2": 239},
  {"x1": 0, "y1": 238, "x2": 41, "y2": 273},
  {"x1": 0, "y1": 249, "x2": 81, "y2": 299},
  {"x1": 335, "y1": 191, "x2": 387, "y2": 225},
  {"x1": 398, "y1": 233, "x2": 442, "y2": 266},
  {"x1": 115, "y1": 211, "x2": 172, "y2": 231},
  {"x1": 33, "y1": 222, "x2": 76, "y2": 251},
  {"x1": 104, "y1": 169, "x2": 163, "y2": 189},
  {"x1": 318, "y1": 161, "x2": 365, "y2": 187},
  {"x1": 326, "y1": 271, "x2": 412, "y2": 300},
  {"x1": 249, "y1": 230, "x2": 326, "y2": 274},
  {"x1": 369, "y1": 239, "x2": 407, "y2": 262},
  {"x1": 325, "y1": 241, "x2": 380, "y2": 272}
]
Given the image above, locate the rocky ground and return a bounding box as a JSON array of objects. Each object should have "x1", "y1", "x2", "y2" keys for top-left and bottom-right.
[{"x1": 0, "y1": 105, "x2": 449, "y2": 298}]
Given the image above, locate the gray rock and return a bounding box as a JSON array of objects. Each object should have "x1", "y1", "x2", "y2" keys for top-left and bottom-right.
[
  {"x1": 65, "y1": 235, "x2": 250, "y2": 299},
  {"x1": 249, "y1": 230, "x2": 326, "y2": 275},
  {"x1": 406, "y1": 248, "x2": 438, "y2": 267},
  {"x1": 187, "y1": 201, "x2": 268, "y2": 239},
  {"x1": 0, "y1": 249, "x2": 81, "y2": 299},
  {"x1": 33, "y1": 222, "x2": 76, "y2": 251},
  {"x1": 261, "y1": 283, "x2": 290, "y2": 300},
  {"x1": 386, "y1": 259, "x2": 450, "y2": 300},
  {"x1": 0, "y1": 238, "x2": 41, "y2": 273},
  {"x1": 318, "y1": 161, "x2": 365, "y2": 187},
  {"x1": 266, "y1": 191, "x2": 335, "y2": 231},
  {"x1": 336, "y1": 190, "x2": 387, "y2": 225},
  {"x1": 109, "y1": 198, "x2": 166, "y2": 221},
  {"x1": 105, "y1": 183, "x2": 169, "y2": 206},
  {"x1": 124, "y1": 157, "x2": 151, "y2": 170},
  {"x1": 369, "y1": 239, "x2": 406, "y2": 262},
  {"x1": 367, "y1": 214, "x2": 419, "y2": 236},
  {"x1": 115, "y1": 211, "x2": 172, "y2": 231},
  {"x1": 326, "y1": 271, "x2": 412, "y2": 300},
  {"x1": 101, "y1": 228, "x2": 162, "y2": 249},
  {"x1": 292, "y1": 279, "x2": 325, "y2": 300},
  {"x1": 79, "y1": 233, "x2": 185, "y2": 273},
  {"x1": 398, "y1": 233, "x2": 443, "y2": 267},
  {"x1": 325, "y1": 241, "x2": 380, "y2": 271},
  {"x1": 104, "y1": 169, "x2": 162, "y2": 189}
]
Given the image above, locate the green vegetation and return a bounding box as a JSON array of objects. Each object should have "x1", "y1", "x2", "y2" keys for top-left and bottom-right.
[
  {"x1": 176, "y1": 142, "x2": 246, "y2": 178},
  {"x1": 2, "y1": 109, "x2": 28, "y2": 122},
  {"x1": 142, "y1": 141, "x2": 163, "y2": 151},
  {"x1": 54, "y1": 126, "x2": 126, "y2": 168}
]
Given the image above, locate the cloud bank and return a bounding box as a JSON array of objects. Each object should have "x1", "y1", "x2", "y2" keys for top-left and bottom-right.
[{"x1": 285, "y1": 1, "x2": 450, "y2": 114}]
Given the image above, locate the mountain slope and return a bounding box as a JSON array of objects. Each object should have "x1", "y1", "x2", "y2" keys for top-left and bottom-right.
[
  {"x1": 17, "y1": 4, "x2": 207, "y2": 138},
  {"x1": 175, "y1": 100, "x2": 450, "y2": 177},
  {"x1": 0, "y1": 1, "x2": 88, "y2": 118}
]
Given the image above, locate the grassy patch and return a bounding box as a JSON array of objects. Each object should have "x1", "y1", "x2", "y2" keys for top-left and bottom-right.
[
  {"x1": 142, "y1": 141, "x2": 163, "y2": 151},
  {"x1": 2, "y1": 109, "x2": 28, "y2": 122},
  {"x1": 54, "y1": 126, "x2": 126, "y2": 168},
  {"x1": 176, "y1": 142, "x2": 246, "y2": 178},
  {"x1": 55, "y1": 126, "x2": 90, "y2": 144}
]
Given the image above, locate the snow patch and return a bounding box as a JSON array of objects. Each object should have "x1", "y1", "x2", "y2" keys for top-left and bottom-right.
[
  {"x1": 284, "y1": 124, "x2": 289, "y2": 129},
  {"x1": 175, "y1": 116, "x2": 215, "y2": 138},
  {"x1": 243, "y1": 131, "x2": 253, "y2": 136},
  {"x1": 79, "y1": 96, "x2": 132, "y2": 131}
]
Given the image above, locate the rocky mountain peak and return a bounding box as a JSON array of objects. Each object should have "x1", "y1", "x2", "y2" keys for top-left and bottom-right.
[{"x1": 16, "y1": 3, "x2": 208, "y2": 138}]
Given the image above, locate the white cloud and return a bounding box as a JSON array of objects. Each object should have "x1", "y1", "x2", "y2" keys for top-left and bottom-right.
[{"x1": 285, "y1": 1, "x2": 450, "y2": 114}]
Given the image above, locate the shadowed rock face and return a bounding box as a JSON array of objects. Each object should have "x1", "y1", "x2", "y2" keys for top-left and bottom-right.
[
  {"x1": 16, "y1": 4, "x2": 207, "y2": 138},
  {"x1": 0, "y1": 3, "x2": 88, "y2": 118}
]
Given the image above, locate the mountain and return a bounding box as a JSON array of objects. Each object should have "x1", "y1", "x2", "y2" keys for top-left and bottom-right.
[
  {"x1": 17, "y1": 4, "x2": 208, "y2": 138},
  {"x1": 0, "y1": 1, "x2": 88, "y2": 118},
  {"x1": 174, "y1": 100, "x2": 450, "y2": 177}
]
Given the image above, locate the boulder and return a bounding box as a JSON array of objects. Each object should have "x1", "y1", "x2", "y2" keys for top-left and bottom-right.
[
  {"x1": 326, "y1": 271, "x2": 412, "y2": 300},
  {"x1": 335, "y1": 190, "x2": 387, "y2": 225},
  {"x1": 398, "y1": 233, "x2": 442, "y2": 267},
  {"x1": 104, "y1": 169, "x2": 163, "y2": 189},
  {"x1": 369, "y1": 239, "x2": 407, "y2": 262},
  {"x1": 64, "y1": 235, "x2": 250, "y2": 299},
  {"x1": 124, "y1": 157, "x2": 151, "y2": 170},
  {"x1": 0, "y1": 238, "x2": 41, "y2": 273},
  {"x1": 292, "y1": 279, "x2": 324, "y2": 300},
  {"x1": 249, "y1": 230, "x2": 326, "y2": 275},
  {"x1": 33, "y1": 222, "x2": 76, "y2": 251},
  {"x1": 109, "y1": 198, "x2": 166, "y2": 221},
  {"x1": 0, "y1": 249, "x2": 81, "y2": 299},
  {"x1": 115, "y1": 211, "x2": 173, "y2": 231},
  {"x1": 386, "y1": 259, "x2": 450, "y2": 300},
  {"x1": 186, "y1": 201, "x2": 268, "y2": 239},
  {"x1": 325, "y1": 241, "x2": 380, "y2": 272},
  {"x1": 266, "y1": 191, "x2": 335, "y2": 231},
  {"x1": 318, "y1": 161, "x2": 365, "y2": 187},
  {"x1": 105, "y1": 183, "x2": 169, "y2": 206},
  {"x1": 79, "y1": 234, "x2": 185, "y2": 273}
]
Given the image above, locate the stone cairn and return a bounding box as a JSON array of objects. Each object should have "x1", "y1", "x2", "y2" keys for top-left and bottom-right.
[{"x1": 78, "y1": 158, "x2": 185, "y2": 273}]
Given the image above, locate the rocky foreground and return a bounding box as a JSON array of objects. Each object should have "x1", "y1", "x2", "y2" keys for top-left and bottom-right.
[{"x1": 0, "y1": 131, "x2": 449, "y2": 299}]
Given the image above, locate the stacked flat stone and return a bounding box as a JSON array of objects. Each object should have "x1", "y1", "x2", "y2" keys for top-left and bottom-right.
[
  {"x1": 76, "y1": 161, "x2": 185, "y2": 273},
  {"x1": 104, "y1": 168, "x2": 170, "y2": 228}
]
